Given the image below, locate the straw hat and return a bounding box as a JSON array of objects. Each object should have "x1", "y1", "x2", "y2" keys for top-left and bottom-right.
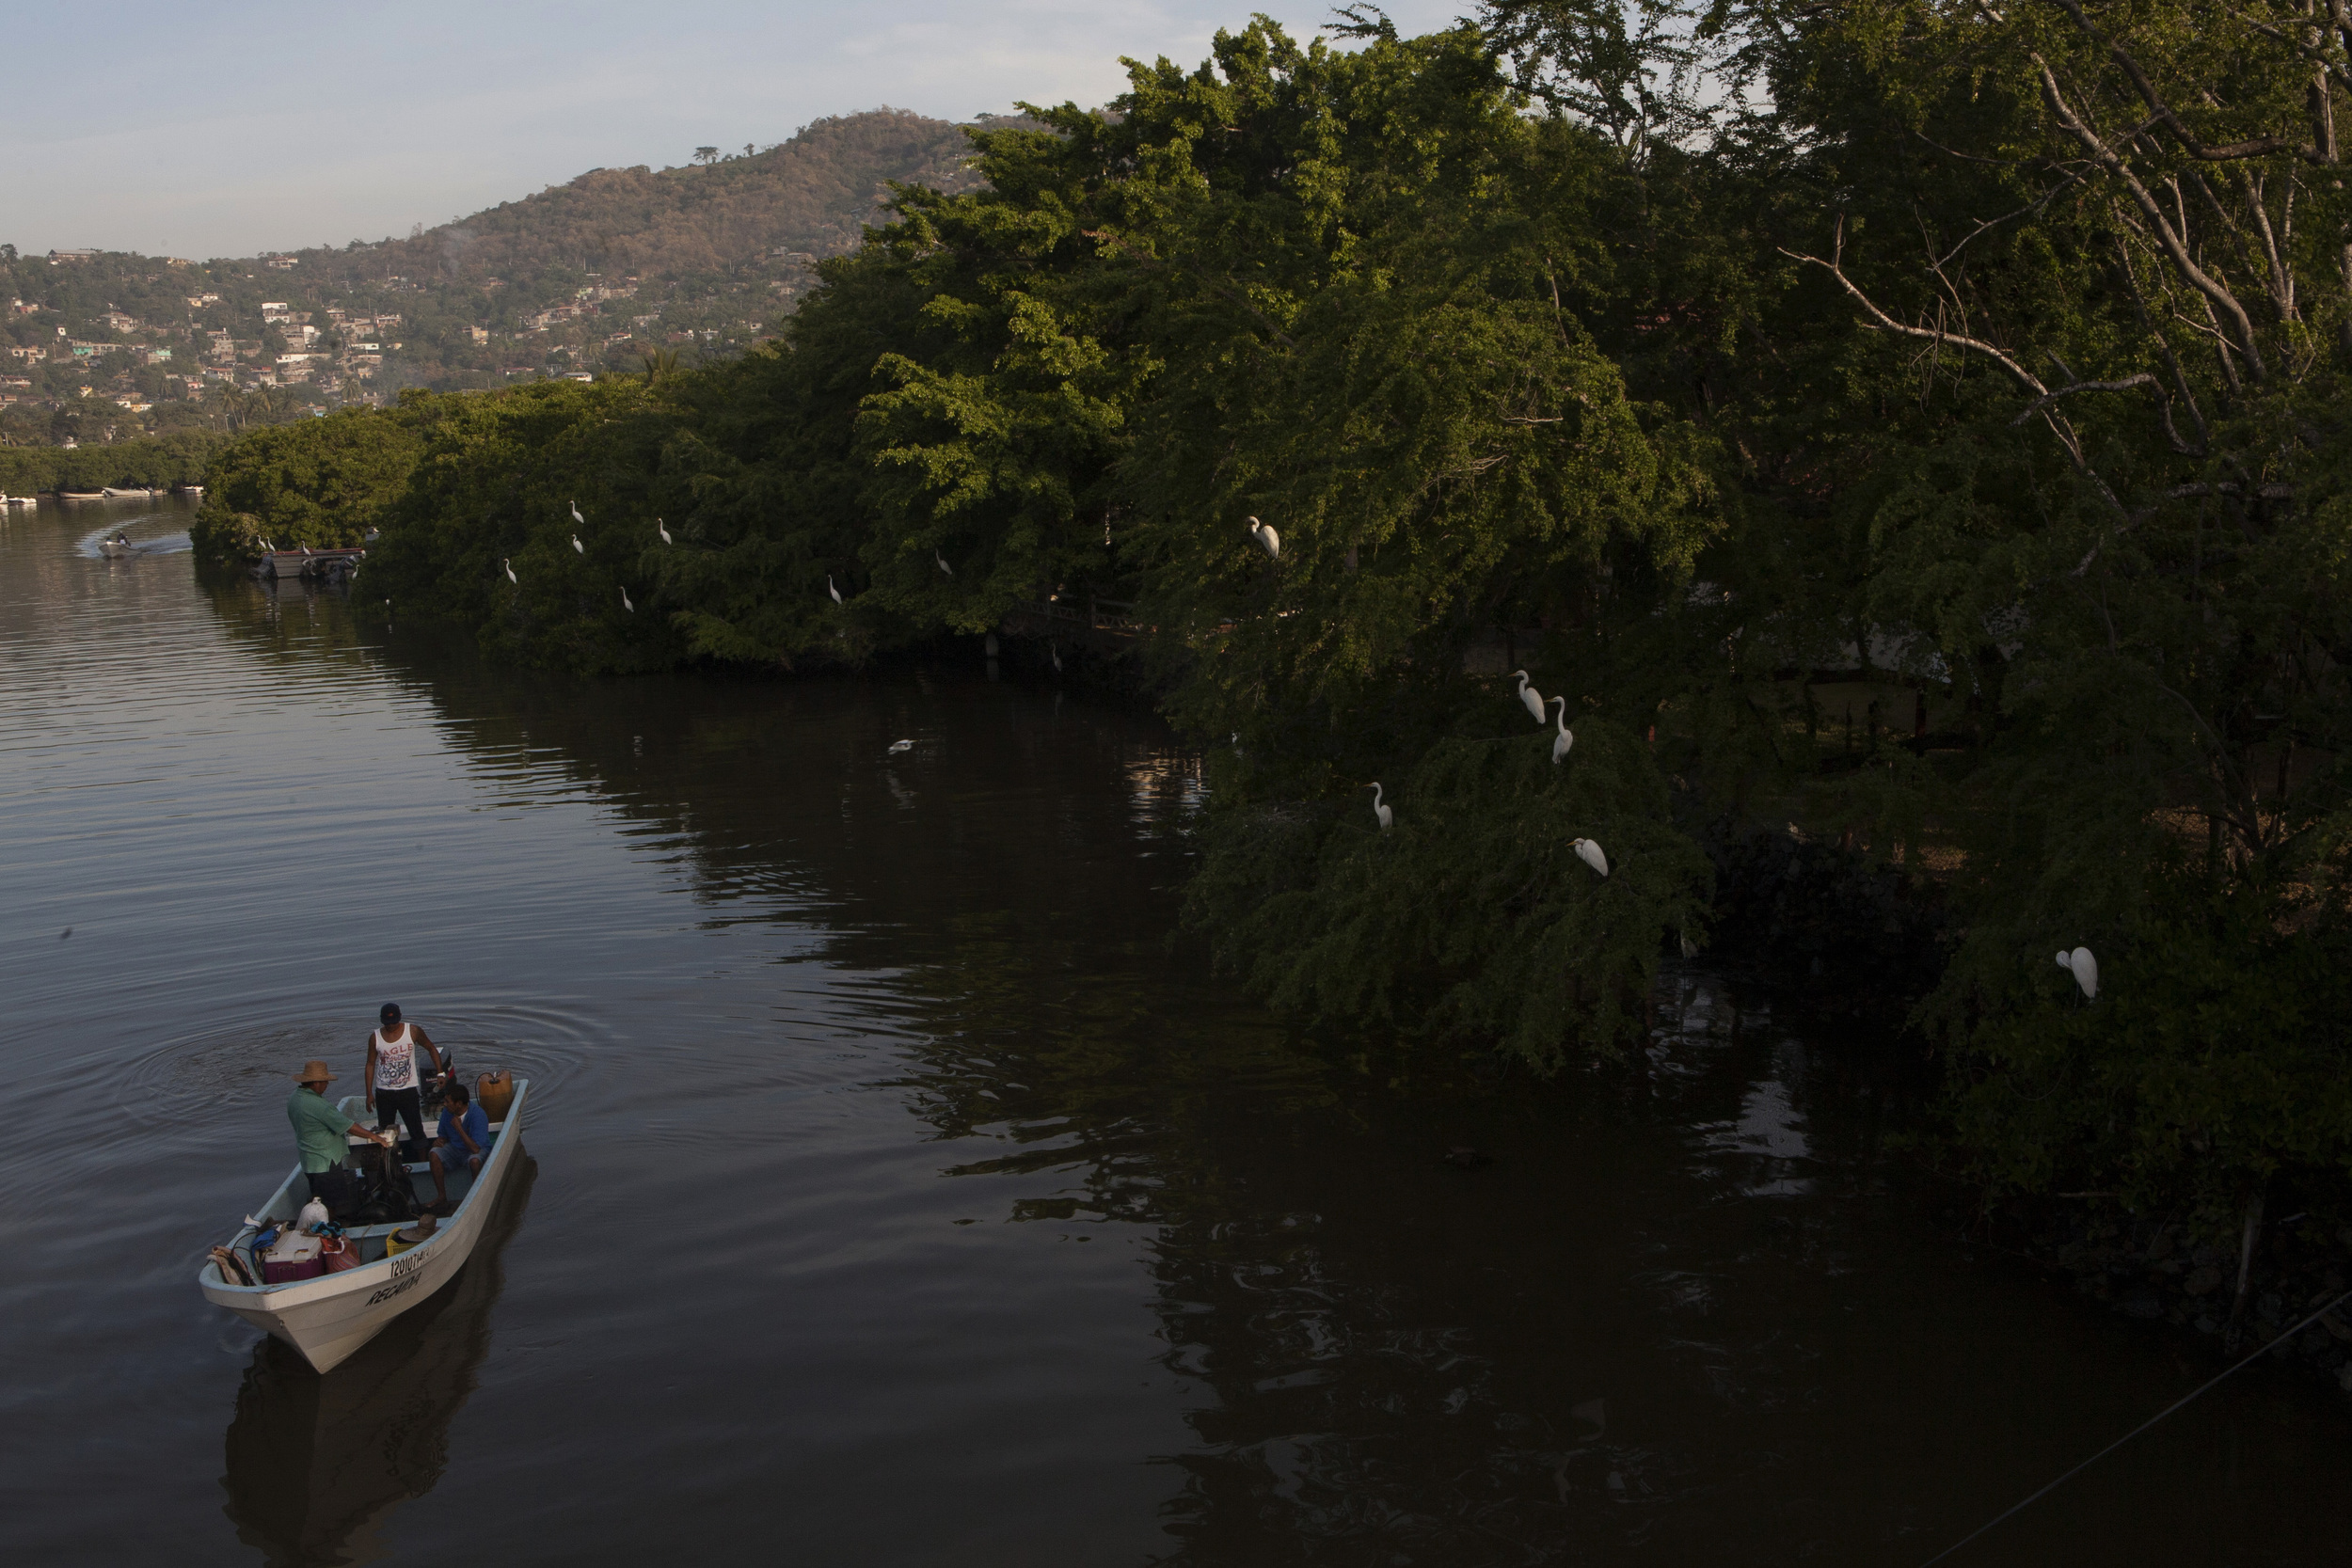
[
  {"x1": 394, "y1": 1215, "x2": 437, "y2": 1243},
  {"x1": 294, "y1": 1059, "x2": 336, "y2": 1084}
]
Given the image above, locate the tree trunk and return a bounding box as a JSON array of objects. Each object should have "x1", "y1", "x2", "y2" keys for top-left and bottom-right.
[{"x1": 2226, "y1": 1184, "x2": 2267, "y2": 1352}]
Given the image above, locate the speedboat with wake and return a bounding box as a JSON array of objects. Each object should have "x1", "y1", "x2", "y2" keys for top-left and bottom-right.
[{"x1": 198, "y1": 1077, "x2": 530, "y2": 1372}]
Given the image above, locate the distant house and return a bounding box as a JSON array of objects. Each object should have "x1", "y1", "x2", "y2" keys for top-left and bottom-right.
[
  {"x1": 264, "y1": 254, "x2": 297, "y2": 270},
  {"x1": 97, "y1": 310, "x2": 138, "y2": 333},
  {"x1": 5, "y1": 345, "x2": 43, "y2": 364},
  {"x1": 467, "y1": 325, "x2": 488, "y2": 342},
  {"x1": 146, "y1": 348, "x2": 172, "y2": 363},
  {"x1": 47, "y1": 249, "x2": 96, "y2": 264}
]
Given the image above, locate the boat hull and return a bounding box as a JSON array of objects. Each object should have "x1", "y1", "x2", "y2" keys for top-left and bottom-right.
[{"x1": 199, "y1": 1080, "x2": 529, "y2": 1373}]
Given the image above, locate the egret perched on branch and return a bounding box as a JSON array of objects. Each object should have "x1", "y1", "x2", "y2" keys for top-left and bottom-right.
[
  {"x1": 1369, "y1": 782, "x2": 1392, "y2": 831},
  {"x1": 1248, "y1": 516, "x2": 1279, "y2": 562},
  {"x1": 657, "y1": 517, "x2": 672, "y2": 545},
  {"x1": 1549, "y1": 695, "x2": 1574, "y2": 763},
  {"x1": 620, "y1": 586, "x2": 633, "y2": 612},
  {"x1": 828, "y1": 575, "x2": 843, "y2": 605},
  {"x1": 1572, "y1": 837, "x2": 1609, "y2": 878},
  {"x1": 2057, "y1": 946, "x2": 2099, "y2": 1000},
  {"x1": 570, "y1": 534, "x2": 584, "y2": 555},
  {"x1": 1512, "y1": 670, "x2": 1547, "y2": 726},
  {"x1": 1049, "y1": 641, "x2": 1063, "y2": 673},
  {"x1": 503, "y1": 558, "x2": 516, "y2": 583},
  {"x1": 570, "y1": 499, "x2": 585, "y2": 528},
  {"x1": 935, "y1": 550, "x2": 953, "y2": 578}
]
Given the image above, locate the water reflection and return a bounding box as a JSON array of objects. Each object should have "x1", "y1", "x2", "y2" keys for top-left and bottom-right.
[
  {"x1": 221, "y1": 1158, "x2": 536, "y2": 1568},
  {"x1": 151, "y1": 558, "x2": 2352, "y2": 1565}
]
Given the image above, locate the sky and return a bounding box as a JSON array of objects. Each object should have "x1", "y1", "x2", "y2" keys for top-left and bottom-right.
[{"x1": 1, "y1": 0, "x2": 1469, "y2": 261}]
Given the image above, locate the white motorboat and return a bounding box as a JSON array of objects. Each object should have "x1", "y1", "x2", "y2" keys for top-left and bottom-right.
[
  {"x1": 102, "y1": 486, "x2": 157, "y2": 499},
  {"x1": 198, "y1": 1079, "x2": 530, "y2": 1373}
]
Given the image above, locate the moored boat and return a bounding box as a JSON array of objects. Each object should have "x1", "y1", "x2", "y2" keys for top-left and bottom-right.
[
  {"x1": 262, "y1": 546, "x2": 366, "y2": 581},
  {"x1": 58, "y1": 490, "x2": 104, "y2": 500},
  {"x1": 198, "y1": 1079, "x2": 530, "y2": 1373},
  {"x1": 102, "y1": 485, "x2": 157, "y2": 498}
]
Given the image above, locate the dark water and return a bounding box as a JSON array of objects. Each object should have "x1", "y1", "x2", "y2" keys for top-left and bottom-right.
[{"x1": 3, "y1": 497, "x2": 2347, "y2": 1566}]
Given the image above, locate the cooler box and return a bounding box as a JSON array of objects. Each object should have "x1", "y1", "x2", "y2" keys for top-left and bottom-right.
[{"x1": 262, "y1": 1235, "x2": 325, "y2": 1284}]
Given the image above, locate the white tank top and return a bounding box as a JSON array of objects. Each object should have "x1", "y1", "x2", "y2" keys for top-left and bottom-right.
[{"x1": 372, "y1": 1023, "x2": 419, "y2": 1091}]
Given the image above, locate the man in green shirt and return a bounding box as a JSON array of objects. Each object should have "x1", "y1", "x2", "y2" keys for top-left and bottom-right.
[{"x1": 288, "y1": 1059, "x2": 393, "y2": 1209}]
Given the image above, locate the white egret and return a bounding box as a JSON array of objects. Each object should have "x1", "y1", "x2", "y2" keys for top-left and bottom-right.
[
  {"x1": 657, "y1": 517, "x2": 673, "y2": 545},
  {"x1": 1549, "y1": 695, "x2": 1574, "y2": 762},
  {"x1": 620, "y1": 586, "x2": 634, "y2": 612},
  {"x1": 2057, "y1": 946, "x2": 2099, "y2": 1000},
  {"x1": 888, "y1": 739, "x2": 914, "y2": 754},
  {"x1": 1049, "y1": 641, "x2": 1063, "y2": 673},
  {"x1": 570, "y1": 499, "x2": 585, "y2": 527},
  {"x1": 1248, "y1": 515, "x2": 1279, "y2": 561},
  {"x1": 1370, "y1": 782, "x2": 1392, "y2": 831},
  {"x1": 570, "y1": 534, "x2": 584, "y2": 554},
  {"x1": 935, "y1": 549, "x2": 953, "y2": 578},
  {"x1": 1512, "y1": 670, "x2": 1547, "y2": 725},
  {"x1": 1572, "y1": 837, "x2": 1610, "y2": 878},
  {"x1": 828, "y1": 575, "x2": 843, "y2": 605},
  {"x1": 502, "y1": 558, "x2": 516, "y2": 583}
]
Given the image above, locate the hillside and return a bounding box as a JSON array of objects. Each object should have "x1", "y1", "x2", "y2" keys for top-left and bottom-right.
[{"x1": 0, "y1": 110, "x2": 990, "y2": 446}]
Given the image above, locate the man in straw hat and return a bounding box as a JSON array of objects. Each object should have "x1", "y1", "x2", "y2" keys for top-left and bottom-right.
[{"x1": 288, "y1": 1059, "x2": 394, "y2": 1212}]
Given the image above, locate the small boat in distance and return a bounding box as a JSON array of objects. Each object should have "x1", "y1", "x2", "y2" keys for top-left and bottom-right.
[
  {"x1": 102, "y1": 485, "x2": 158, "y2": 499},
  {"x1": 100, "y1": 533, "x2": 136, "y2": 558},
  {"x1": 173, "y1": 483, "x2": 204, "y2": 496},
  {"x1": 57, "y1": 490, "x2": 103, "y2": 501},
  {"x1": 199, "y1": 1078, "x2": 531, "y2": 1373}
]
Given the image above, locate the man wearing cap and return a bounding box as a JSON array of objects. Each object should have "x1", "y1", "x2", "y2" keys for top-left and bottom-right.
[
  {"x1": 288, "y1": 1060, "x2": 392, "y2": 1211},
  {"x1": 364, "y1": 1003, "x2": 444, "y2": 1161}
]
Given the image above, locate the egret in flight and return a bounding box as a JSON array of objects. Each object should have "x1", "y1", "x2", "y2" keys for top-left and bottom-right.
[
  {"x1": 828, "y1": 575, "x2": 843, "y2": 605},
  {"x1": 1512, "y1": 671, "x2": 1547, "y2": 725},
  {"x1": 935, "y1": 550, "x2": 953, "y2": 578},
  {"x1": 657, "y1": 517, "x2": 673, "y2": 545},
  {"x1": 1248, "y1": 516, "x2": 1279, "y2": 562},
  {"x1": 620, "y1": 586, "x2": 633, "y2": 612},
  {"x1": 1549, "y1": 695, "x2": 1574, "y2": 762},
  {"x1": 2057, "y1": 946, "x2": 2099, "y2": 1000},
  {"x1": 503, "y1": 558, "x2": 516, "y2": 583},
  {"x1": 570, "y1": 534, "x2": 584, "y2": 555},
  {"x1": 1370, "y1": 782, "x2": 1392, "y2": 831},
  {"x1": 889, "y1": 739, "x2": 914, "y2": 754},
  {"x1": 1572, "y1": 838, "x2": 1609, "y2": 878}
]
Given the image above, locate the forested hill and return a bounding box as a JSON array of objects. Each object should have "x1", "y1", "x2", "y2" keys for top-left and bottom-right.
[
  {"x1": 0, "y1": 110, "x2": 990, "y2": 438},
  {"x1": 296, "y1": 109, "x2": 990, "y2": 301}
]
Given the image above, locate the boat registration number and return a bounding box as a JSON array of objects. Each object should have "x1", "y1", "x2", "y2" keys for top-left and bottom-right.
[{"x1": 366, "y1": 1273, "x2": 421, "y2": 1307}]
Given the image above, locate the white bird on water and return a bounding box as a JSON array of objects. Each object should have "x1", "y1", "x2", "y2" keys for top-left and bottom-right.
[
  {"x1": 828, "y1": 575, "x2": 843, "y2": 605},
  {"x1": 657, "y1": 517, "x2": 672, "y2": 545},
  {"x1": 503, "y1": 558, "x2": 516, "y2": 583},
  {"x1": 1572, "y1": 837, "x2": 1609, "y2": 878},
  {"x1": 620, "y1": 586, "x2": 633, "y2": 612},
  {"x1": 570, "y1": 499, "x2": 585, "y2": 528},
  {"x1": 1549, "y1": 695, "x2": 1574, "y2": 763},
  {"x1": 1370, "y1": 782, "x2": 1392, "y2": 831},
  {"x1": 1512, "y1": 670, "x2": 1547, "y2": 726},
  {"x1": 570, "y1": 534, "x2": 584, "y2": 555},
  {"x1": 2057, "y1": 946, "x2": 2099, "y2": 1000},
  {"x1": 888, "y1": 738, "x2": 914, "y2": 754},
  {"x1": 1248, "y1": 515, "x2": 1279, "y2": 562},
  {"x1": 935, "y1": 549, "x2": 953, "y2": 578}
]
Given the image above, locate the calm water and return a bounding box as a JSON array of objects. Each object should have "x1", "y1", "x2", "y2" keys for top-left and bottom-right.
[{"x1": 2, "y1": 498, "x2": 2347, "y2": 1566}]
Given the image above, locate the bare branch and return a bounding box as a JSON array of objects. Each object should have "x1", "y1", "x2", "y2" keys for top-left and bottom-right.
[
  {"x1": 2009, "y1": 373, "x2": 2158, "y2": 424},
  {"x1": 1780, "y1": 219, "x2": 2048, "y2": 394},
  {"x1": 2048, "y1": 0, "x2": 2322, "y2": 163},
  {"x1": 2034, "y1": 56, "x2": 2269, "y2": 377}
]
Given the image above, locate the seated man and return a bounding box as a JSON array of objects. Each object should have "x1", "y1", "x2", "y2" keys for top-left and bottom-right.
[
  {"x1": 427, "y1": 1080, "x2": 491, "y2": 1208},
  {"x1": 287, "y1": 1059, "x2": 393, "y2": 1214}
]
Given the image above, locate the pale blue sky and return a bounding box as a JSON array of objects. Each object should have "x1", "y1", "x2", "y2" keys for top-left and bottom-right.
[{"x1": 2, "y1": 1, "x2": 1468, "y2": 260}]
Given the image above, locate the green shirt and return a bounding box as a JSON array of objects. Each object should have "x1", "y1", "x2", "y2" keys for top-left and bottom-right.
[{"x1": 287, "y1": 1085, "x2": 355, "y2": 1174}]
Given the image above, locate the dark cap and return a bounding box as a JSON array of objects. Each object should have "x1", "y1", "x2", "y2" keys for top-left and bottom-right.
[{"x1": 379, "y1": 1002, "x2": 402, "y2": 1024}]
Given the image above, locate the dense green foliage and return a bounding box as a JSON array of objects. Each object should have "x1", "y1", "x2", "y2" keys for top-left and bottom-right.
[
  {"x1": 211, "y1": 5, "x2": 2352, "y2": 1224},
  {"x1": 0, "y1": 430, "x2": 229, "y2": 492},
  {"x1": 192, "y1": 409, "x2": 427, "y2": 559}
]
